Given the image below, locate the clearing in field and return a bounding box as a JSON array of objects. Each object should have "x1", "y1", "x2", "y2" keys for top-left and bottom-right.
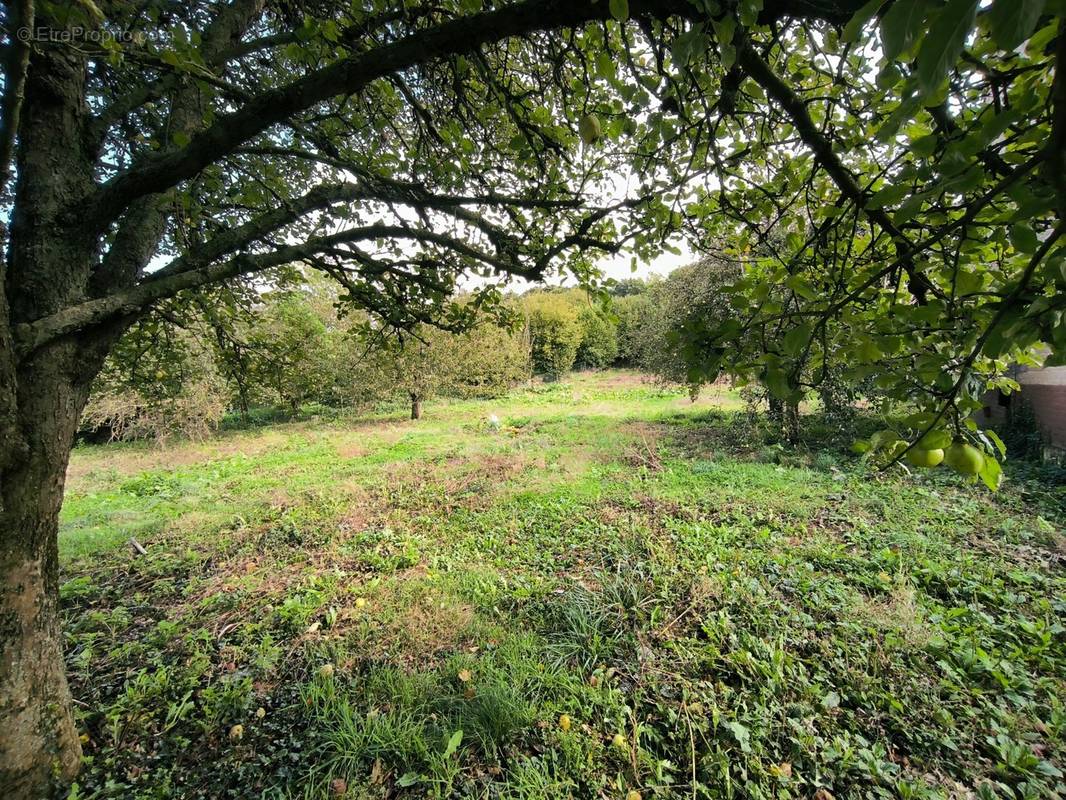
[{"x1": 60, "y1": 372, "x2": 1065, "y2": 799}]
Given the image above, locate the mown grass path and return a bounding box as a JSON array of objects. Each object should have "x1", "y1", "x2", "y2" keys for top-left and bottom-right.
[{"x1": 59, "y1": 372, "x2": 1065, "y2": 799}]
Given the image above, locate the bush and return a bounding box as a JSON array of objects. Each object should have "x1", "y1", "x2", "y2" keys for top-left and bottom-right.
[
  {"x1": 83, "y1": 325, "x2": 227, "y2": 443},
  {"x1": 523, "y1": 293, "x2": 583, "y2": 379},
  {"x1": 574, "y1": 307, "x2": 618, "y2": 369},
  {"x1": 613, "y1": 293, "x2": 654, "y2": 367}
]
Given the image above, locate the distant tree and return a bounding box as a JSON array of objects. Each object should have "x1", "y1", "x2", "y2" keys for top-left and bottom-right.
[
  {"x1": 575, "y1": 306, "x2": 619, "y2": 368},
  {"x1": 625, "y1": 258, "x2": 739, "y2": 386},
  {"x1": 354, "y1": 319, "x2": 530, "y2": 418},
  {"x1": 522, "y1": 293, "x2": 584, "y2": 380},
  {"x1": 246, "y1": 289, "x2": 345, "y2": 412},
  {"x1": 607, "y1": 277, "x2": 648, "y2": 297}
]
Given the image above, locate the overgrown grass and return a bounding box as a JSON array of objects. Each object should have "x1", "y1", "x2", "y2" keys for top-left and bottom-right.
[{"x1": 60, "y1": 371, "x2": 1065, "y2": 799}]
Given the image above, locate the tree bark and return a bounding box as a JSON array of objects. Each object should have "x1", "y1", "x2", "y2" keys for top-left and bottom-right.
[
  {"x1": 784, "y1": 399, "x2": 800, "y2": 444},
  {"x1": 0, "y1": 24, "x2": 105, "y2": 796},
  {"x1": 410, "y1": 393, "x2": 423, "y2": 420},
  {"x1": 0, "y1": 344, "x2": 98, "y2": 797}
]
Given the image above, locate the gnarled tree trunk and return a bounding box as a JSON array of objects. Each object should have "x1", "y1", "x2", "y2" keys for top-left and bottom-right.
[
  {"x1": 0, "y1": 27, "x2": 107, "y2": 797},
  {"x1": 0, "y1": 346, "x2": 96, "y2": 797}
]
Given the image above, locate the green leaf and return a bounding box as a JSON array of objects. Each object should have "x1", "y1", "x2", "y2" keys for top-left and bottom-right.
[
  {"x1": 893, "y1": 194, "x2": 925, "y2": 225},
  {"x1": 978, "y1": 453, "x2": 1002, "y2": 491},
  {"x1": 880, "y1": 0, "x2": 926, "y2": 60},
  {"x1": 985, "y1": 429, "x2": 1008, "y2": 459},
  {"x1": 867, "y1": 183, "x2": 910, "y2": 209},
  {"x1": 1010, "y1": 224, "x2": 1039, "y2": 253},
  {"x1": 986, "y1": 0, "x2": 1045, "y2": 50},
  {"x1": 719, "y1": 43, "x2": 736, "y2": 70},
  {"x1": 909, "y1": 133, "x2": 938, "y2": 158},
  {"x1": 842, "y1": 0, "x2": 888, "y2": 42},
  {"x1": 915, "y1": 0, "x2": 980, "y2": 97},
  {"x1": 442, "y1": 729, "x2": 463, "y2": 758},
  {"x1": 739, "y1": 0, "x2": 763, "y2": 26},
  {"x1": 725, "y1": 721, "x2": 751, "y2": 752},
  {"x1": 858, "y1": 339, "x2": 883, "y2": 362},
  {"x1": 783, "y1": 324, "x2": 812, "y2": 356},
  {"x1": 712, "y1": 15, "x2": 737, "y2": 45},
  {"x1": 764, "y1": 368, "x2": 792, "y2": 400},
  {"x1": 609, "y1": 0, "x2": 629, "y2": 21}
]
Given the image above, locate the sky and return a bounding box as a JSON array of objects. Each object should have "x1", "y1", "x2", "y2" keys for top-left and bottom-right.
[{"x1": 460, "y1": 236, "x2": 694, "y2": 295}]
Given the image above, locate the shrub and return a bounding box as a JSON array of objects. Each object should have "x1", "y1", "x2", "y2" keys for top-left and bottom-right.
[
  {"x1": 83, "y1": 325, "x2": 227, "y2": 443},
  {"x1": 574, "y1": 307, "x2": 618, "y2": 369},
  {"x1": 523, "y1": 294, "x2": 583, "y2": 379}
]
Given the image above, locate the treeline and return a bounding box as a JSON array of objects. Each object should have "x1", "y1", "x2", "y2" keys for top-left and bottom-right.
[
  {"x1": 80, "y1": 274, "x2": 659, "y2": 442},
  {"x1": 85, "y1": 259, "x2": 859, "y2": 443},
  {"x1": 82, "y1": 276, "x2": 532, "y2": 441}
]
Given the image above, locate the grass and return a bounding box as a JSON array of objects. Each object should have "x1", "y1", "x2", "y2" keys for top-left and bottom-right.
[{"x1": 59, "y1": 370, "x2": 1065, "y2": 799}]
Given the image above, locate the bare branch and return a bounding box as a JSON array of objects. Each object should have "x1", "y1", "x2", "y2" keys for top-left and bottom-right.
[{"x1": 0, "y1": 0, "x2": 34, "y2": 197}]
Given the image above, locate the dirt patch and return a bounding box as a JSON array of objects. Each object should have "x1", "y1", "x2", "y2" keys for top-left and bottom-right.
[
  {"x1": 856, "y1": 585, "x2": 932, "y2": 649},
  {"x1": 619, "y1": 421, "x2": 665, "y2": 472},
  {"x1": 381, "y1": 451, "x2": 533, "y2": 512}
]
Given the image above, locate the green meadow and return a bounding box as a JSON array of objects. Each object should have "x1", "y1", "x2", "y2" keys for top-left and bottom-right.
[{"x1": 59, "y1": 372, "x2": 1065, "y2": 799}]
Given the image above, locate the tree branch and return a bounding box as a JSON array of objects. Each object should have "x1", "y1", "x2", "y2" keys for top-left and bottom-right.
[
  {"x1": 149, "y1": 182, "x2": 371, "y2": 280},
  {"x1": 736, "y1": 34, "x2": 937, "y2": 302},
  {"x1": 14, "y1": 225, "x2": 403, "y2": 356},
  {"x1": 78, "y1": 0, "x2": 863, "y2": 234},
  {"x1": 0, "y1": 0, "x2": 34, "y2": 198}
]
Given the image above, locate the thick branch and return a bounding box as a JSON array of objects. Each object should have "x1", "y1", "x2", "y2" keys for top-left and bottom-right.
[
  {"x1": 79, "y1": 0, "x2": 862, "y2": 233},
  {"x1": 150, "y1": 182, "x2": 370, "y2": 280},
  {"x1": 736, "y1": 35, "x2": 936, "y2": 301},
  {"x1": 13, "y1": 226, "x2": 402, "y2": 356}
]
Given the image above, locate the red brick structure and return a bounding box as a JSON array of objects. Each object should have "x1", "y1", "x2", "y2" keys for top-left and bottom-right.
[{"x1": 977, "y1": 366, "x2": 1066, "y2": 458}]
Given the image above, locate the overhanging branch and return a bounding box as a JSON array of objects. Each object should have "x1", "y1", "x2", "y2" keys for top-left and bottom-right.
[{"x1": 736, "y1": 35, "x2": 938, "y2": 302}]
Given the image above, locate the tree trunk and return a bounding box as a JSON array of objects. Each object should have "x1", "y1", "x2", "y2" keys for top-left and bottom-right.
[
  {"x1": 410, "y1": 393, "x2": 422, "y2": 420},
  {"x1": 0, "y1": 344, "x2": 99, "y2": 797},
  {"x1": 767, "y1": 395, "x2": 784, "y2": 424},
  {"x1": 784, "y1": 399, "x2": 801, "y2": 444},
  {"x1": 0, "y1": 22, "x2": 100, "y2": 796}
]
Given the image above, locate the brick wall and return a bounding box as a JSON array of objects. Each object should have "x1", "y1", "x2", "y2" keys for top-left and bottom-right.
[{"x1": 1017, "y1": 367, "x2": 1066, "y2": 452}]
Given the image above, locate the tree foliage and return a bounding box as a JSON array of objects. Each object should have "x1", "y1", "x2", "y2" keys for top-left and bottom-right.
[
  {"x1": 522, "y1": 292, "x2": 585, "y2": 379},
  {"x1": 656, "y1": 2, "x2": 1066, "y2": 480}
]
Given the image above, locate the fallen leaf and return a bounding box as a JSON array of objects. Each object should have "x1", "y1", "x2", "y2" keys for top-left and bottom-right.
[{"x1": 369, "y1": 758, "x2": 384, "y2": 784}]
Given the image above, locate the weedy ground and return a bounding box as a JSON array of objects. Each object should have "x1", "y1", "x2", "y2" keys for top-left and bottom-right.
[{"x1": 59, "y1": 371, "x2": 1065, "y2": 800}]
